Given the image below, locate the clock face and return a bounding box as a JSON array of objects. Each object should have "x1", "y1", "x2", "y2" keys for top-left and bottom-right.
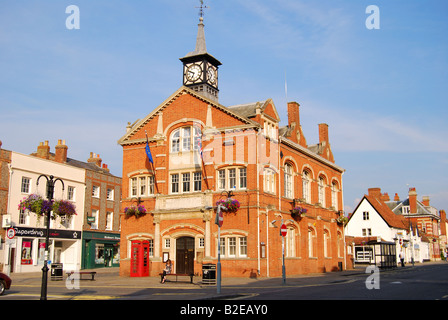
[
  {"x1": 207, "y1": 67, "x2": 216, "y2": 85},
  {"x1": 186, "y1": 64, "x2": 202, "y2": 82}
]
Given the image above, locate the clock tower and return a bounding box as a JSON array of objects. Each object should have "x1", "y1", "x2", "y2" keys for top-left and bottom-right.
[{"x1": 180, "y1": 14, "x2": 221, "y2": 102}]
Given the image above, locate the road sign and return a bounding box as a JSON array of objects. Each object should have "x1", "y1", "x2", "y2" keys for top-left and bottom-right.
[
  {"x1": 215, "y1": 204, "x2": 224, "y2": 227},
  {"x1": 6, "y1": 227, "x2": 15, "y2": 239},
  {"x1": 280, "y1": 224, "x2": 287, "y2": 237}
]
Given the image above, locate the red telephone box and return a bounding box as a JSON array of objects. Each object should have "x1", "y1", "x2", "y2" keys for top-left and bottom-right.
[{"x1": 130, "y1": 240, "x2": 150, "y2": 277}]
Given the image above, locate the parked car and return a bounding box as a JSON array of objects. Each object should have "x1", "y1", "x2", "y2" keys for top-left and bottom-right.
[{"x1": 0, "y1": 272, "x2": 12, "y2": 295}]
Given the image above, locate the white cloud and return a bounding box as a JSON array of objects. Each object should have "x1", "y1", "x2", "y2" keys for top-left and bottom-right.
[{"x1": 299, "y1": 100, "x2": 448, "y2": 153}]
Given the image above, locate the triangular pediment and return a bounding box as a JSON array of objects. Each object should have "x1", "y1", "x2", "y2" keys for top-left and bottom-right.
[{"x1": 117, "y1": 86, "x2": 259, "y2": 146}]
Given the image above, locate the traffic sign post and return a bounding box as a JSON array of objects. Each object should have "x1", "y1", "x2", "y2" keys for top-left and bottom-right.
[
  {"x1": 280, "y1": 224, "x2": 287, "y2": 237},
  {"x1": 7, "y1": 227, "x2": 15, "y2": 240},
  {"x1": 271, "y1": 215, "x2": 294, "y2": 285},
  {"x1": 215, "y1": 203, "x2": 225, "y2": 294}
]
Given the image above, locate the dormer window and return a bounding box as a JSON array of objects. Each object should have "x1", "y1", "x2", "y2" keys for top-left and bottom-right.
[{"x1": 263, "y1": 120, "x2": 277, "y2": 140}]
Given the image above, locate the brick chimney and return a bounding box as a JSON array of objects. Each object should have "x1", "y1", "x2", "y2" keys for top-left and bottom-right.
[
  {"x1": 0, "y1": 140, "x2": 2, "y2": 149},
  {"x1": 409, "y1": 187, "x2": 417, "y2": 214},
  {"x1": 37, "y1": 140, "x2": 50, "y2": 159},
  {"x1": 287, "y1": 102, "x2": 300, "y2": 129},
  {"x1": 318, "y1": 123, "x2": 329, "y2": 145},
  {"x1": 368, "y1": 187, "x2": 382, "y2": 199},
  {"x1": 54, "y1": 139, "x2": 68, "y2": 163},
  {"x1": 422, "y1": 196, "x2": 430, "y2": 207},
  {"x1": 286, "y1": 101, "x2": 307, "y2": 147},
  {"x1": 102, "y1": 163, "x2": 110, "y2": 173},
  {"x1": 381, "y1": 192, "x2": 390, "y2": 202},
  {"x1": 394, "y1": 193, "x2": 400, "y2": 201},
  {"x1": 87, "y1": 152, "x2": 102, "y2": 167}
]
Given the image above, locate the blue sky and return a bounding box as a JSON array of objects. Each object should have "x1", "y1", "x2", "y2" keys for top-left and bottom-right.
[{"x1": 1, "y1": 0, "x2": 447, "y2": 213}]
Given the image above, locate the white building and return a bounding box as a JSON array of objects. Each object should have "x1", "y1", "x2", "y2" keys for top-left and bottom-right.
[
  {"x1": 2, "y1": 146, "x2": 85, "y2": 273},
  {"x1": 345, "y1": 188, "x2": 428, "y2": 267}
]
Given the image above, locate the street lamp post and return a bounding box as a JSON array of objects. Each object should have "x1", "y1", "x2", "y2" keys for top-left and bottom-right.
[
  {"x1": 37, "y1": 174, "x2": 64, "y2": 301},
  {"x1": 215, "y1": 190, "x2": 234, "y2": 294}
]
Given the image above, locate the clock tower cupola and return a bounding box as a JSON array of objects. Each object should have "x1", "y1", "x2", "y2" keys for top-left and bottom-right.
[{"x1": 180, "y1": 2, "x2": 221, "y2": 102}]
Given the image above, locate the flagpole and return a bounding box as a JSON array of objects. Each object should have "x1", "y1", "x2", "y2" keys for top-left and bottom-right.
[
  {"x1": 197, "y1": 133, "x2": 210, "y2": 190},
  {"x1": 145, "y1": 130, "x2": 159, "y2": 194}
]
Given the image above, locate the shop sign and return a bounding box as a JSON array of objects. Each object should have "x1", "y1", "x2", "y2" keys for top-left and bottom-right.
[{"x1": 12, "y1": 226, "x2": 82, "y2": 240}]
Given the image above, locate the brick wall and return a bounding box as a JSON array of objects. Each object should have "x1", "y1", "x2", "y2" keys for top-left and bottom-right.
[{"x1": 119, "y1": 88, "x2": 347, "y2": 278}]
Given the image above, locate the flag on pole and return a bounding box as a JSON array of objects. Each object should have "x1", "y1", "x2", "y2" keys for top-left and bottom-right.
[
  {"x1": 145, "y1": 131, "x2": 153, "y2": 164},
  {"x1": 196, "y1": 135, "x2": 203, "y2": 158}
]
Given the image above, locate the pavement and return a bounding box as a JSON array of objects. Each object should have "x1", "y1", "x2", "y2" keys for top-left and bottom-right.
[{"x1": 6, "y1": 262, "x2": 443, "y2": 300}]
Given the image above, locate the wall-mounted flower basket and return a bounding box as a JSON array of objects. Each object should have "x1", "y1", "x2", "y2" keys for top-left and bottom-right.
[
  {"x1": 291, "y1": 206, "x2": 307, "y2": 218},
  {"x1": 19, "y1": 194, "x2": 77, "y2": 220},
  {"x1": 124, "y1": 204, "x2": 147, "y2": 218},
  {"x1": 336, "y1": 216, "x2": 348, "y2": 225},
  {"x1": 216, "y1": 198, "x2": 240, "y2": 214}
]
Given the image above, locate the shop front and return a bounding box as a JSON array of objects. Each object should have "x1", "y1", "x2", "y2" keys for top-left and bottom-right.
[
  {"x1": 6, "y1": 226, "x2": 82, "y2": 273},
  {"x1": 82, "y1": 231, "x2": 120, "y2": 269}
]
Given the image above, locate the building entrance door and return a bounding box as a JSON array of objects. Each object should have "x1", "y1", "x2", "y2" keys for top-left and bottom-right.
[{"x1": 176, "y1": 237, "x2": 194, "y2": 274}]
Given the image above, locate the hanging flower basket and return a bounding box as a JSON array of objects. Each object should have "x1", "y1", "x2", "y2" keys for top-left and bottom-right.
[
  {"x1": 216, "y1": 198, "x2": 240, "y2": 214},
  {"x1": 53, "y1": 199, "x2": 77, "y2": 218},
  {"x1": 124, "y1": 205, "x2": 147, "y2": 218},
  {"x1": 336, "y1": 215, "x2": 348, "y2": 225},
  {"x1": 291, "y1": 206, "x2": 307, "y2": 218},
  {"x1": 18, "y1": 194, "x2": 53, "y2": 217},
  {"x1": 18, "y1": 194, "x2": 77, "y2": 220}
]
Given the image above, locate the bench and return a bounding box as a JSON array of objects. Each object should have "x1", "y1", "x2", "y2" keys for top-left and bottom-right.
[
  {"x1": 159, "y1": 273, "x2": 194, "y2": 284},
  {"x1": 66, "y1": 271, "x2": 97, "y2": 281}
]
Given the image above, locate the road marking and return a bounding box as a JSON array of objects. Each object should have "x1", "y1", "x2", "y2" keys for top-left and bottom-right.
[
  {"x1": 5, "y1": 293, "x2": 118, "y2": 300},
  {"x1": 153, "y1": 292, "x2": 205, "y2": 296},
  {"x1": 224, "y1": 293, "x2": 259, "y2": 300}
]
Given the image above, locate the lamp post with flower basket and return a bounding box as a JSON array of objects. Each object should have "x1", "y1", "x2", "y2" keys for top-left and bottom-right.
[
  {"x1": 18, "y1": 178, "x2": 77, "y2": 300},
  {"x1": 214, "y1": 190, "x2": 240, "y2": 294},
  {"x1": 36, "y1": 174, "x2": 64, "y2": 301}
]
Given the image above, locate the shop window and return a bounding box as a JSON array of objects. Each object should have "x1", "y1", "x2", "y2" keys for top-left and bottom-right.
[{"x1": 21, "y1": 239, "x2": 33, "y2": 265}]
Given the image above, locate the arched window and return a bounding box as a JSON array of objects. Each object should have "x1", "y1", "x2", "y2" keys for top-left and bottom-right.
[
  {"x1": 331, "y1": 181, "x2": 339, "y2": 210},
  {"x1": 284, "y1": 163, "x2": 293, "y2": 199},
  {"x1": 170, "y1": 126, "x2": 201, "y2": 152},
  {"x1": 308, "y1": 227, "x2": 316, "y2": 257},
  {"x1": 286, "y1": 227, "x2": 295, "y2": 257},
  {"x1": 337, "y1": 231, "x2": 343, "y2": 258},
  {"x1": 318, "y1": 176, "x2": 326, "y2": 207},
  {"x1": 323, "y1": 229, "x2": 331, "y2": 258},
  {"x1": 264, "y1": 168, "x2": 276, "y2": 194},
  {"x1": 302, "y1": 170, "x2": 311, "y2": 203}
]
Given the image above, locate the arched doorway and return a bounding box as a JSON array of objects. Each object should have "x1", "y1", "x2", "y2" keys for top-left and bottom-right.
[{"x1": 176, "y1": 237, "x2": 195, "y2": 274}]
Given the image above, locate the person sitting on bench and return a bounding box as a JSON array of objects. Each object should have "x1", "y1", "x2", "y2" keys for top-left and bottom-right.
[{"x1": 161, "y1": 259, "x2": 172, "y2": 284}]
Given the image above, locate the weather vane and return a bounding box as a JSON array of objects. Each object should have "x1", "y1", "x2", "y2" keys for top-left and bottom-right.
[{"x1": 196, "y1": 0, "x2": 208, "y2": 18}]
